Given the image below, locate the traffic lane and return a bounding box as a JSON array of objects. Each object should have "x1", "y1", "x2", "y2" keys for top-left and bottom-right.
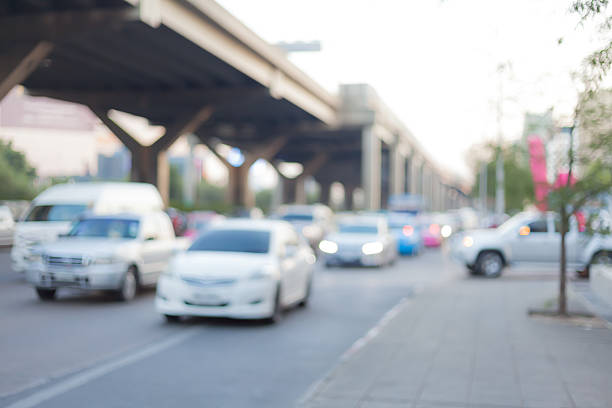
[
  {"x1": 5, "y1": 250, "x2": 454, "y2": 408},
  {"x1": 0, "y1": 248, "x2": 182, "y2": 399}
]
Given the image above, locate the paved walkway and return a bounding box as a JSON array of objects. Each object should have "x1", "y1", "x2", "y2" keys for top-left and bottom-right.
[{"x1": 300, "y1": 277, "x2": 612, "y2": 408}]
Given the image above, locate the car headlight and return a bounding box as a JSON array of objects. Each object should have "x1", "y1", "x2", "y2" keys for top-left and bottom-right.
[
  {"x1": 362, "y1": 242, "x2": 384, "y2": 255},
  {"x1": 319, "y1": 240, "x2": 338, "y2": 254},
  {"x1": 248, "y1": 265, "x2": 275, "y2": 281},
  {"x1": 462, "y1": 236, "x2": 474, "y2": 248},
  {"x1": 441, "y1": 225, "x2": 452, "y2": 238},
  {"x1": 26, "y1": 253, "x2": 42, "y2": 263}
]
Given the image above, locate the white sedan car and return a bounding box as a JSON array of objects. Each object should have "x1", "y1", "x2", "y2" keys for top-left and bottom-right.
[
  {"x1": 319, "y1": 216, "x2": 397, "y2": 267},
  {"x1": 156, "y1": 219, "x2": 315, "y2": 323}
]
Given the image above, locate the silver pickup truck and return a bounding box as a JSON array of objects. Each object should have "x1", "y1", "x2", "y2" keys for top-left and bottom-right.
[{"x1": 451, "y1": 211, "x2": 612, "y2": 277}]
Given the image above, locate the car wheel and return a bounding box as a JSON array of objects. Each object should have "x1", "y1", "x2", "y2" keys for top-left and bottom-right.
[
  {"x1": 476, "y1": 251, "x2": 503, "y2": 278},
  {"x1": 583, "y1": 251, "x2": 612, "y2": 278},
  {"x1": 298, "y1": 277, "x2": 312, "y2": 308},
  {"x1": 264, "y1": 286, "x2": 282, "y2": 324},
  {"x1": 164, "y1": 314, "x2": 181, "y2": 323},
  {"x1": 117, "y1": 266, "x2": 138, "y2": 302},
  {"x1": 36, "y1": 288, "x2": 57, "y2": 301}
]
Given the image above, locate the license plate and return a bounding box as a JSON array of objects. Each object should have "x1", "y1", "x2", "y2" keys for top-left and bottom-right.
[
  {"x1": 53, "y1": 272, "x2": 77, "y2": 282},
  {"x1": 188, "y1": 291, "x2": 223, "y2": 306}
]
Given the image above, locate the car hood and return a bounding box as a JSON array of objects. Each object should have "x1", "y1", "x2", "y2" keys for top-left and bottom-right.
[
  {"x1": 14, "y1": 221, "x2": 73, "y2": 245},
  {"x1": 34, "y1": 238, "x2": 136, "y2": 258},
  {"x1": 324, "y1": 233, "x2": 380, "y2": 245},
  {"x1": 171, "y1": 251, "x2": 273, "y2": 279}
]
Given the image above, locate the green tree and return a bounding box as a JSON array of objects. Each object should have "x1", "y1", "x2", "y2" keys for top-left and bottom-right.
[
  {"x1": 548, "y1": 1, "x2": 612, "y2": 315},
  {"x1": 0, "y1": 140, "x2": 37, "y2": 200},
  {"x1": 471, "y1": 142, "x2": 534, "y2": 214},
  {"x1": 255, "y1": 189, "x2": 274, "y2": 214}
]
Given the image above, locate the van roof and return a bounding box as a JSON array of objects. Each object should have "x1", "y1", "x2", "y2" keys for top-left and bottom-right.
[{"x1": 33, "y1": 182, "x2": 163, "y2": 209}]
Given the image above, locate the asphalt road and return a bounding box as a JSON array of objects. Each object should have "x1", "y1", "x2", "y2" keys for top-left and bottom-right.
[{"x1": 0, "y1": 246, "x2": 461, "y2": 408}]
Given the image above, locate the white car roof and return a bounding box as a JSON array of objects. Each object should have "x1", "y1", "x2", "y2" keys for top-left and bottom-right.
[
  {"x1": 32, "y1": 182, "x2": 163, "y2": 209},
  {"x1": 209, "y1": 218, "x2": 292, "y2": 232}
]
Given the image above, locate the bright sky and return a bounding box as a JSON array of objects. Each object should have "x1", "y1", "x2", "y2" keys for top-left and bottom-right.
[{"x1": 217, "y1": 0, "x2": 604, "y2": 180}]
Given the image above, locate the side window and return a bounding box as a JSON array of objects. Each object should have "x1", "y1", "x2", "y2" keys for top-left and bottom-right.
[{"x1": 528, "y1": 219, "x2": 548, "y2": 233}]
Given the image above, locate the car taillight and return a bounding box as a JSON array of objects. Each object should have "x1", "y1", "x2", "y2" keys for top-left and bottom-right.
[
  {"x1": 402, "y1": 225, "x2": 414, "y2": 236},
  {"x1": 429, "y1": 223, "x2": 440, "y2": 235}
]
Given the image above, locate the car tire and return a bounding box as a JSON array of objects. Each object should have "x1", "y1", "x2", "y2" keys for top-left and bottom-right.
[
  {"x1": 164, "y1": 314, "x2": 181, "y2": 323},
  {"x1": 116, "y1": 266, "x2": 138, "y2": 302},
  {"x1": 475, "y1": 251, "x2": 503, "y2": 278},
  {"x1": 36, "y1": 288, "x2": 57, "y2": 301},
  {"x1": 583, "y1": 250, "x2": 612, "y2": 278},
  {"x1": 264, "y1": 286, "x2": 282, "y2": 324},
  {"x1": 298, "y1": 277, "x2": 312, "y2": 308}
]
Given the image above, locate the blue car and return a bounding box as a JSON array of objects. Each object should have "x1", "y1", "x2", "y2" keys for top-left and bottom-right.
[{"x1": 388, "y1": 214, "x2": 423, "y2": 255}]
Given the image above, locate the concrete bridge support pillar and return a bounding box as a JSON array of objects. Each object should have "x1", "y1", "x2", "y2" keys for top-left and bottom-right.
[
  {"x1": 93, "y1": 106, "x2": 213, "y2": 206},
  {"x1": 204, "y1": 137, "x2": 286, "y2": 209},
  {"x1": 319, "y1": 181, "x2": 331, "y2": 206},
  {"x1": 0, "y1": 42, "x2": 54, "y2": 101},
  {"x1": 361, "y1": 126, "x2": 381, "y2": 210},
  {"x1": 390, "y1": 145, "x2": 405, "y2": 198}
]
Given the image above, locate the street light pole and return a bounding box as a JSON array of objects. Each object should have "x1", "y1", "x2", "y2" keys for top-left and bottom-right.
[{"x1": 495, "y1": 62, "x2": 507, "y2": 219}]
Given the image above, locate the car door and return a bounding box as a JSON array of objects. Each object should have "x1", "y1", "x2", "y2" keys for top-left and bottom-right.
[
  {"x1": 139, "y1": 215, "x2": 167, "y2": 285},
  {"x1": 276, "y1": 229, "x2": 297, "y2": 305},
  {"x1": 510, "y1": 215, "x2": 558, "y2": 263}
]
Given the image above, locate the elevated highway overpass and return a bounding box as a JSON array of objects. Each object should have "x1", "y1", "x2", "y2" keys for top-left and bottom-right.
[{"x1": 0, "y1": 0, "x2": 469, "y2": 211}]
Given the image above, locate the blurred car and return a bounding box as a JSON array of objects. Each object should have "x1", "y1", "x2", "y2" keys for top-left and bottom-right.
[
  {"x1": 165, "y1": 207, "x2": 188, "y2": 236},
  {"x1": 451, "y1": 211, "x2": 612, "y2": 278},
  {"x1": 420, "y1": 214, "x2": 442, "y2": 247},
  {"x1": 0, "y1": 205, "x2": 15, "y2": 246},
  {"x1": 388, "y1": 213, "x2": 423, "y2": 255},
  {"x1": 275, "y1": 204, "x2": 333, "y2": 247},
  {"x1": 156, "y1": 219, "x2": 315, "y2": 323},
  {"x1": 183, "y1": 211, "x2": 224, "y2": 240},
  {"x1": 11, "y1": 182, "x2": 164, "y2": 273},
  {"x1": 319, "y1": 216, "x2": 397, "y2": 267},
  {"x1": 25, "y1": 212, "x2": 176, "y2": 301}
]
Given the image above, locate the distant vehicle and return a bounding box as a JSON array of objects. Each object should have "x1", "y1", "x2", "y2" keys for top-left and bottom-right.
[
  {"x1": 388, "y1": 213, "x2": 423, "y2": 255},
  {"x1": 183, "y1": 211, "x2": 224, "y2": 240},
  {"x1": 165, "y1": 207, "x2": 187, "y2": 236},
  {"x1": 0, "y1": 205, "x2": 15, "y2": 246},
  {"x1": 420, "y1": 214, "x2": 443, "y2": 247},
  {"x1": 11, "y1": 182, "x2": 163, "y2": 273},
  {"x1": 25, "y1": 212, "x2": 176, "y2": 301},
  {"x1": 451, "y1": 211, "x2": 612, "y2": 278},
  {"x1": 275, "y1": 204, "x2": 333, "y2": 247},
  {"x1": 388, "y1": 194, "x2": 425, "y2": 214},
  {"x1": 156, "y1": 219, "x2": 315, "y2": 323},
  {"x1": 319, "y1": 215, "x2": 397, "y2": 267}
]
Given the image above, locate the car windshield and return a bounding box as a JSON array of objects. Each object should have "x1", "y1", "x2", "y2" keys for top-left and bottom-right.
[
  {"x1": 497, "y1": 213, "x2": 533, "y2": 234},
  {"x1": 338, "y1": 224, "x2": 378, "y2": 234},
  {"x1": 25, "y1": 204, "x2": 88, "y2": 222},
  {"x1": 281, "y1": 214, "x2": 313, "y2": 222},
  {"x1": 188, "y1": 229, "x2": 270, "y2": 254},
  {"x1": 68, "y1": 219, "x2": 140, "y2": 239}
]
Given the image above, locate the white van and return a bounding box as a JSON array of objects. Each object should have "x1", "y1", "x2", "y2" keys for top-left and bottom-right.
[{"x1": 11, "y1": 182, "x2": 163, "y2": 272}]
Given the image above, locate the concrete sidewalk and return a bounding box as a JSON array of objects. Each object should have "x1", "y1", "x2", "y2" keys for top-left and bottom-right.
[{"x1": 300, "y1": 278, "x2": 612, "y2": 408}]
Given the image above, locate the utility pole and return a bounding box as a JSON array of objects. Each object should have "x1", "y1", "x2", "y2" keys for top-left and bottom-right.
[
  {"x1": 479, "y1": 162, "x2": 487, "y2": 223},
  {"x1": 495, "y1": 62, "x2": 508, "y2": 220}
]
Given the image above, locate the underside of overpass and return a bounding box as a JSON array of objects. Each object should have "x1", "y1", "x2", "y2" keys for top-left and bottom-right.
[{"x1": 0, "y1": 0, "x2": 469, "y2": 211}]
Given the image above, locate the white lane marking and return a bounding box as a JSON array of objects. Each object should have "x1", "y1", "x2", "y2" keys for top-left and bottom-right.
[
  {"x1": 6, "y1": 328, "x2": 199, "y2": 408},
  {"x1": 297, "y1": 296, "x2": 411, "y2": 406}
]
